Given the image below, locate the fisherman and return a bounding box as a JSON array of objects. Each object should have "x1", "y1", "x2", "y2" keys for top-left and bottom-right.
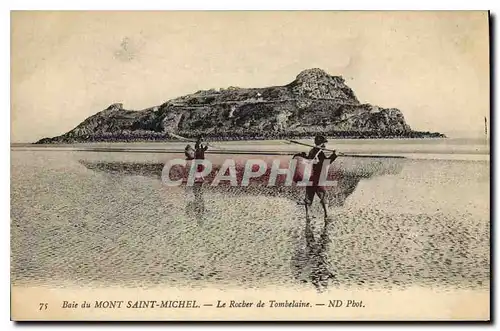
[
  {"x1": 299, "y1": 135, "x2": 338, "y2": 219},
  {"x1": 193, "y1": 135, "x2": 209, "y2": 182},
  {"x1": 194, "y1": 135, "x2": 208, "y2": 160},
  {"x1": 184, "y1": 144, "x2": 195, "y2": 160}
]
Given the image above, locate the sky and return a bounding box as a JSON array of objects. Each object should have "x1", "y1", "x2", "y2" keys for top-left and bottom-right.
[{"x1": 11, "y1": 11, "x2": 490, "y2": 143}]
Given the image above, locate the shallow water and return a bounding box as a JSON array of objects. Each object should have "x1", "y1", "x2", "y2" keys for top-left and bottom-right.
[
  {"x1": 10, "y1": 141, "x2": 490, "y2": 292},
  {"x1": 12, "y1": 137, "x2": 490, "y2": 160}
]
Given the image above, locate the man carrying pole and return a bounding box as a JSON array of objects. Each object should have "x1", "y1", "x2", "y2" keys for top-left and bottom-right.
[
  {"x1": 193, "y1": 135, "x2": 209, "y2": 182},
  {"x1": 298, "y1": 135, "x2": 338, "y2": 219}
]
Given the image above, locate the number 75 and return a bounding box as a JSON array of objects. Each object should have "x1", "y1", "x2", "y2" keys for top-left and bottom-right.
[{"x1": 39, "y1": 303, "x2": 48, "y2": 310}]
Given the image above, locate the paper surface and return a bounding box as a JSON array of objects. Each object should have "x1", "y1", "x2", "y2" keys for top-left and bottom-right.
[{"x1": 10, "y1": 10, "x2": 490, "y2": 321}]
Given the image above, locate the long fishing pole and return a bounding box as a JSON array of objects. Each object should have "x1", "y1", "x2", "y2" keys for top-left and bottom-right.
[
  {"x1": 167, "y1": 132, "x2": 227, "y2": 150},
  {"x1": 287, "y1": 140, "x2": 338, "y2": 154},
  {"x1": 285, "y1": 140, "x2": 406, "y2": 159}
]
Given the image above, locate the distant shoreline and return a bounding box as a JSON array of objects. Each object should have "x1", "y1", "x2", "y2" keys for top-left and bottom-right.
[
  {"x1": 10, "y1": 137, "x2": 490, "y2": 162},
  {"x1": 34, "y1": 131, "x2": 447, "y2": 145}
]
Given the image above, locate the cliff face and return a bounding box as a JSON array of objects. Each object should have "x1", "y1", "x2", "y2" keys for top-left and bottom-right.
[{"x1": 36, "y1": 68, "x2": 442, "y2": 144}]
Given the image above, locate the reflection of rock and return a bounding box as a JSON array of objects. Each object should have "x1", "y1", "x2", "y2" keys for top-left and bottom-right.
[
  {"x1": 330, "y1": 176, "x2": 362, "y2": 207},
  {"x1": 79, "y1": 160, "x2": 164, "y2": 178},
  {"x1": 292, "y1": 217, "x2": 336, "y2": 292},
  {"x1": 79, "y1": 156, "x2": 404, "y2": 208}
]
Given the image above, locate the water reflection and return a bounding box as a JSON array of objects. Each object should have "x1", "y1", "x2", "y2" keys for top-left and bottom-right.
[
  {"x1": 292, "y1": 217, "x2": 336, "y2": 292},
  {"x1": 78, "y1": 157, "x2": 404, "y2": 290},
  {"x1": 184, "y1": 182, "x2": 206, "y2": 225},
  {"x1": 79, "y1": 156, "x2": 402, "y2": 209}
]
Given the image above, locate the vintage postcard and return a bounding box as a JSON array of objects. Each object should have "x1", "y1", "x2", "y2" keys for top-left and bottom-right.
[{"x1": 10, "y1": 10, "x2": 490, "y2": 321}]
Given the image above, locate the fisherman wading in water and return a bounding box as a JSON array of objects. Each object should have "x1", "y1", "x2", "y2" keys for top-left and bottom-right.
[
  {"x1": 298, "y1": 135, "x2": 338, "y2": 219},
  {"x1": 184, "y1": 144, "x2": 195, "y2": 160},
  {"x1": 195, "y1": 135, "x2": 208, "y2": 159},
  {"x1": 193, "y1": 135, "x2": 208, "y2": 182}
]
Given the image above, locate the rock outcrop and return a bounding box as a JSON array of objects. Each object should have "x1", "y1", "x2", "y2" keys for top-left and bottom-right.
[{"x1": 35, "y1": 68, "x2": 444, "y2": 143}]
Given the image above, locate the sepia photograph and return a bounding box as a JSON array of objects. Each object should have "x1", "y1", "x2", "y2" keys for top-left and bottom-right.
[{"x1": 10, "y1": 10, "x2": 490, "y2": 321}]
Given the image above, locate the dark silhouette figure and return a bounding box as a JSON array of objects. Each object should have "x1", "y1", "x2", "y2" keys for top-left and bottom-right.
[
  {"x1": 184, "y1": 144, "x2": 195, "y2": 160},
  {"x1": 193, "y1": 136, "x2": 209, "y2": 182},
  {"x1": 297, "y1": 135, "x2": 338, "y2": 219},
  {"x1": 194, "y1": 136, "x2": 208, "y2": 160},
  {"x1": 185, "y1": 182, "x2": 206, "y2": 225},
  {"x1": 292, "y1": 216, "x2": 336, "y2": 292}
]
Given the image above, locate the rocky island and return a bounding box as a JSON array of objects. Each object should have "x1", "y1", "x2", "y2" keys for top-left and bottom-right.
[{"x1": 35, "y1": 68, "x2": 445, "y2": 144}]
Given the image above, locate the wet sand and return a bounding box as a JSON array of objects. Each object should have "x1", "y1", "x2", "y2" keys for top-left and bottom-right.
[{"x1": 10, "y1": 147, "x2": 490, "y2": 292}]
